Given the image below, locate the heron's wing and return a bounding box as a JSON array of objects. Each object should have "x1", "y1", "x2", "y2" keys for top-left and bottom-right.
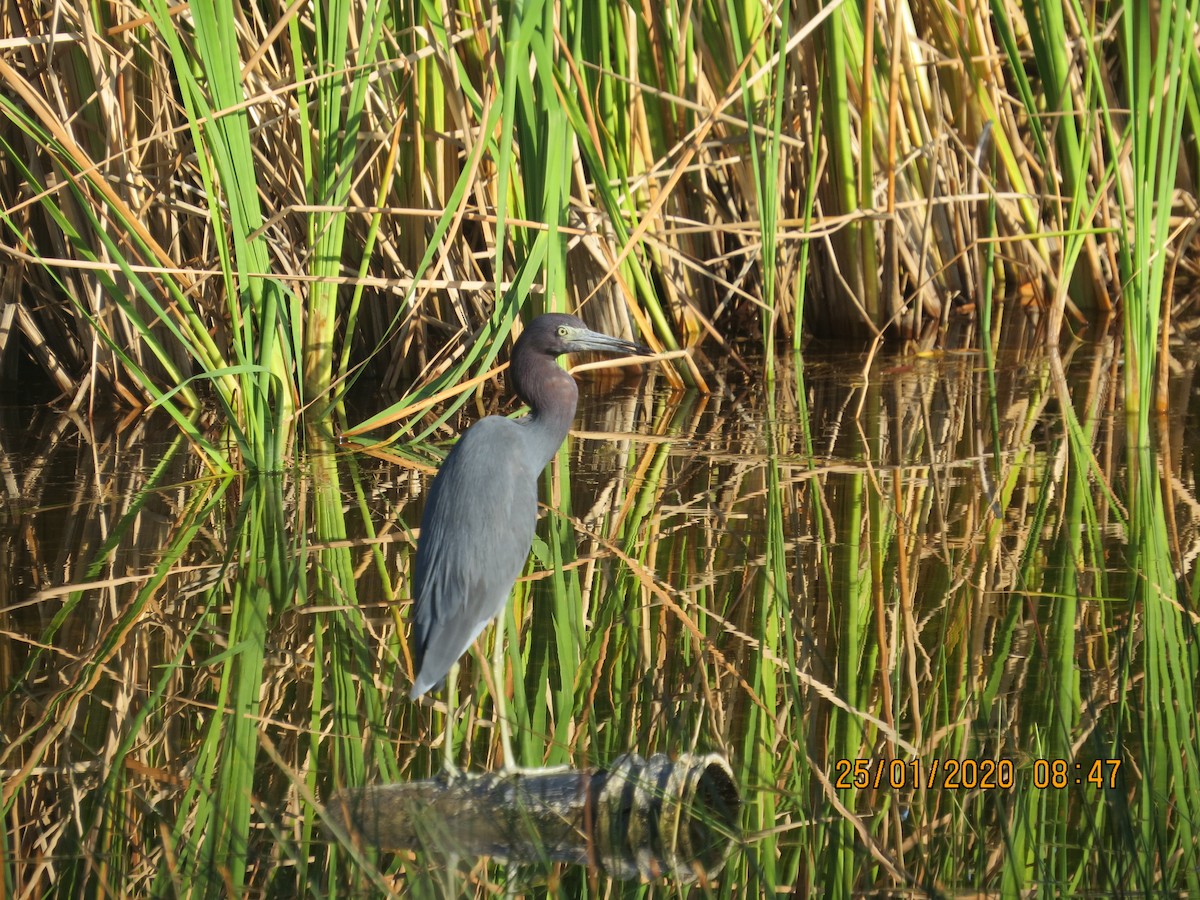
[{"x1": 409, "y1": 417, "x2": 539, "y2": 697}]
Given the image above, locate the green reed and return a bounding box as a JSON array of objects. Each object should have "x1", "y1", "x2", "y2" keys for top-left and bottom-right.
[
  {"x1": 1120, "y1": 0, "x2": 1198, "y2": 420},
  {"x1": 1, "y1": 457, "x2": 235, "y2": 895},
  {"x1": 5, "y1": 0, "x2": 1200, "y2": 411},
  {"x1": 1128, "y1": 440, "x2": 1200, "y2": 894},
  {"x1": 5, "y1": 0, "x2": 1198, "y2": 443},
  {"x1": 7, "y1": 339, "x2": 1200, "y2": 894},
  {"x1": 5, "y1": 3, "x2": 1200, "y2": 897}
]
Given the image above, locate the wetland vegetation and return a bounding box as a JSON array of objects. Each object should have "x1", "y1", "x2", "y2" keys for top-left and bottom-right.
[{"x1": 2, "y1": 0, "x2": 1199, "y2": 895}]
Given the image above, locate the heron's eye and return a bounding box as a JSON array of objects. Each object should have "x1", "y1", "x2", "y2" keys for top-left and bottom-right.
[{"x1": 558, "y1": 326, "x2": 568, "y2": 337}]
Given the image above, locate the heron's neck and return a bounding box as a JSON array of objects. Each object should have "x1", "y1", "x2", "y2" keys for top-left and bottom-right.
[{"x1": 519, "y1": 361, "x2": 579, "y2": 470}]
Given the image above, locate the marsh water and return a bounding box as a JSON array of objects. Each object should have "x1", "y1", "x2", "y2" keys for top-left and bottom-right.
[{"x1": 3, "y1": 334, "x2": 1199, "y2": 896}]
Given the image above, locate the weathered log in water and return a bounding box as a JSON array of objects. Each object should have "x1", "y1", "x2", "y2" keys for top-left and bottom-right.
[{"x1": 326, "y1": 752, "x2": 739, "y2": 883}]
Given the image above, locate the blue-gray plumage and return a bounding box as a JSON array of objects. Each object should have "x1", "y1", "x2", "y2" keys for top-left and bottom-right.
[{"x1": 409, "y1": 314, "x2": 649, "y2": 703}]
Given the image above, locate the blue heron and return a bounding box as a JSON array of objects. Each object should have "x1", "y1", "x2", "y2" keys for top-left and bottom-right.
[{"x1": 409, "y1": 313, "x2": 649, "y2": 773}]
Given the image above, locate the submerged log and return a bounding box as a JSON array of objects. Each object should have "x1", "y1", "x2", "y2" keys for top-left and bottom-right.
[{"x1": 326, "y1": 752, "x2": 739, "y2": 883}]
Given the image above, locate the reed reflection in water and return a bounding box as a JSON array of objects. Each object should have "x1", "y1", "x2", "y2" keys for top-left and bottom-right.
[{"x1": 1, "y1": 336, "x2": 1197, "y2": 895}]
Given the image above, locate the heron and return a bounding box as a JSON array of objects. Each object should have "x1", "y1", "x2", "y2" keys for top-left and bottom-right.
[{"x1": 408, "y1": 313, "x2": 649, "y2": 774}]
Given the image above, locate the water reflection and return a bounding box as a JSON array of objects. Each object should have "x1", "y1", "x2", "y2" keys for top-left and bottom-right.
[
  {"x1": 1, "y1": 339, "x2": 1197, "y2": 895},
  {"x1": 329, "y1": 752, "x2": 739, "y2": 882}
]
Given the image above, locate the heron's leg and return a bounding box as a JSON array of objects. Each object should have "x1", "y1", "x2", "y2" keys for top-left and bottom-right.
[
  {"x1": 442, "y1": 661, "x2": 460, "y2": 776},
  {"x1": 494, "y1": 620, "x2": 519, "y2": 772},
  {"x1": 494, "y1": 616, "x2": 570, "y2": 776}
]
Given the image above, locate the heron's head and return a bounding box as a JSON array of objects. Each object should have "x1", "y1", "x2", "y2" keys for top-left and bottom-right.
[
  {"x1": 516, "y1": 313, "x2": 649, "y2": 359},
  {"x1": 507, "y1": 313, "x2": 650, "y2": 416}
]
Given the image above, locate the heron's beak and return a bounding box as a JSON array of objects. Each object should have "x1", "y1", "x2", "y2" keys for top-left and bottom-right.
[{"x1": 567, "y1": 327, "x2": 651, "y2": 358}]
